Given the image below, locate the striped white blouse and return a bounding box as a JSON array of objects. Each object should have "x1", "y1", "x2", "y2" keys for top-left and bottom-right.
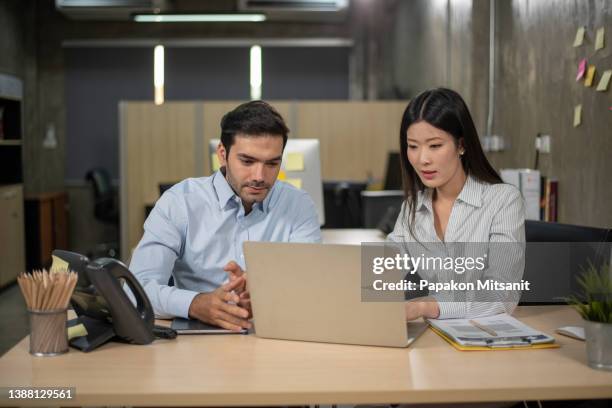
[{"x1": 387, "y1": 174, "x2": 526, "y2": 319}]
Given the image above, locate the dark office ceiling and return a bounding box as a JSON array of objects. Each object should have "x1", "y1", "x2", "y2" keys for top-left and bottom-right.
[{"x1": 55, "y1": 0, "x2": 349, "y2": 22}]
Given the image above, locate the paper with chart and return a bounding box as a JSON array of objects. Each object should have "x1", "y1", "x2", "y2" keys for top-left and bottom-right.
[{"x1": 428, "y1": 314, "x2": 555, "y2": 346}]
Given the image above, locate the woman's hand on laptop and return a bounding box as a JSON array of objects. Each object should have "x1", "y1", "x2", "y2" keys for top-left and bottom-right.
[
  {"x1": 188, "y1": 277, "x2": 251, "y2": 331},
  {"x1": 224, "y1": 261, "x2": 252, "y2": 318}
]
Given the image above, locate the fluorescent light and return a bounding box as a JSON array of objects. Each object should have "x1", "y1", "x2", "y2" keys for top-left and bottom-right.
[
  {"x1": 134, "y1": 14, "x2": 266, "y2": 23},
  {"x1": 154, "y1": 45, "x2": 164, "y2": 105},
  {"x1": 250, "y1": 45, "x2": 262, "y2": 100}
]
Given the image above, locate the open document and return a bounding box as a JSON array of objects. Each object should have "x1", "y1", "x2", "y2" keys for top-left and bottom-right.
[{"x1": 427, "y1": 314, "x2": 557, "y2": 349}]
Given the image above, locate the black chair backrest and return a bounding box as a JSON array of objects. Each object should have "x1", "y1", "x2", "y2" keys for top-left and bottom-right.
[
  {"x1": 86, "y1": 168, "x2": 114, "y2": 199},
  {"x1": 526, "y1": 220, "x2": 612, "y2": 242},
  {"x1": 522, "y1": 220, "x2": 611, "y2": 304},
  {"x1": 85, "y1": 168, "x2": 118, "y2": 224}
]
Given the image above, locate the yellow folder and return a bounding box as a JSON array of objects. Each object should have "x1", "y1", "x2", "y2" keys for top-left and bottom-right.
[{"x1": 430, "y1": 326, "x2": 560, "y2": 351}]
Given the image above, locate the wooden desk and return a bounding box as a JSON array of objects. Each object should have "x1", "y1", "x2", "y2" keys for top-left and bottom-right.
[{"x1": 0, "y1": 306, "x2": 611, "y2": 406}]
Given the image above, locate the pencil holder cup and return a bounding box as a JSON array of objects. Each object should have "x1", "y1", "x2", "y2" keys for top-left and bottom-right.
[{"x1": 28, "y1": 308, "x2": 69, "y2": 356}]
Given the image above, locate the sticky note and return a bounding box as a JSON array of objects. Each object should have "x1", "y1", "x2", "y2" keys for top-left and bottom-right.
[
  {"x1": 573, "y1": 26, "x2": 585, "y2": 47},
  {"x1": 576, "y1": 59, "x2": 587, "y2": 81},
  {"x1": 285, "y1": 178, "x2": 302, "y2": 189},
  {"x1": 68, "y1": 324, "x2": 88, "y2": 340},
  {"x1": 50, "y1": 255, "x2": 69, "y2": 274},
  {"x1": 573, "y1": 104, "x2": 582, "y2": 127},
  {"x1": 277, "y1": 170, "x2": 286, "y2": 181},
  {"x1": 211, "y1": 154, "x2": 221, "y2": 171},
  {"x1": 584, "y1": 65, "x2": 596, "y2": 87},
  {"x1": 285, "y1": 152, "x2": 304, "y2": 171},
  {"x1": 596, "y1": 69, "x2": 612, "y2": 91},
  {"x1": 595, "y1": 27, "x2": 605, "y2": 50}
]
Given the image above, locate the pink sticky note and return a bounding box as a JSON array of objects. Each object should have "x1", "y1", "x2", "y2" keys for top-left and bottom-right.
[{"x1": 576, "y1": 58, "x2": 587, "y2": 81}]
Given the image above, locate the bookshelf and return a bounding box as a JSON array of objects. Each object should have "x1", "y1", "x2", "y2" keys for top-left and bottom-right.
[{"x1": 0, "y1": 73, "x2": 25, "y2": 288}]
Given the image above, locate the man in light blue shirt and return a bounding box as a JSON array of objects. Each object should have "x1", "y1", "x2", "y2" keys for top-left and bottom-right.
[{"x1": 129, "y1": 101, "x2": 321, "y2": 331}]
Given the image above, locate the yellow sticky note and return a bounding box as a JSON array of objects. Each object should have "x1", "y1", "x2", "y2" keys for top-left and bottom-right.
[
  {"x1": 573, "y1": 104, "x2": 582, "y2": 127},
  {"x1": 596, "y1": 69, "x2": 612, "y2": 91},
  {"x1": 285, "y1": 178, "x2": 302, "y2": 189},
  {"x1": 50, "y1": 255, "x2": 69, "y2": 274},
  {"x1": 285, "y1": 153, "x2": 304, "y2": 171},
  {"x1": 573, "y1": 26, "x2": 585, "y2": 47},
  {"x1": 584, "y1": 65, "x2": 596, "y2": 87},
  {"x1": 67, "y1": 323, "x2": 88, "y2": 340},
  {"x1": 595, "y1": 27, "x2": 605, "y2": 50},
  {"x1": 211, "y1": 154, "x2": 221, "y2": 171},
  {"x1": 277, "y1": 170, "x2": 286, "y2": 180}
]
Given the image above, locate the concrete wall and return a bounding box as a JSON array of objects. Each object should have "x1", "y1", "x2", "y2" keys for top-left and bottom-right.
[
  {"x1": 0, "y1": 0, "x2": 25, "y2": 77},
  {"x1": 0, "y1": 0, "x2": 65, "y2": 196},
  {"x1": 373, "y1": 0, "x2": 611, "y2": 228},
  {"x1": 493, "y1": 0, "x2": 612, "y2": 228}
]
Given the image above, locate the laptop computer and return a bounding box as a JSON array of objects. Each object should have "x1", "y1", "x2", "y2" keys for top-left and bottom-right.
[{"x1": 243, "y1": 241, "x2": 428, "y2": 348}]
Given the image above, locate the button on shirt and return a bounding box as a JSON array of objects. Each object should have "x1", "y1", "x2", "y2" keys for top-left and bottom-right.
[
  {"x1": 129, "y1": 171, "x2": 322, "y2": 319},
  {"x1": 387, "y1": 175, "x2": 526, "y2": 319}
]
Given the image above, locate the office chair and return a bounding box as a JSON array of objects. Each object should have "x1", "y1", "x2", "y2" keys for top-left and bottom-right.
[
  {"x1": 521, "y1": 220, "x2": 612, "y2": 304},
  {"x1": 85, "y1": 167, "x2": 120, "y2": 258},
  {"x1": 86, "y1": 168, "x2": 119, "y2": 224}
]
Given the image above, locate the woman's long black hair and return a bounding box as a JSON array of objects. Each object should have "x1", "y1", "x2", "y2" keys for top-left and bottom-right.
[{"x1": 399, "y1": 87, "x2": 502, "y2": 239}]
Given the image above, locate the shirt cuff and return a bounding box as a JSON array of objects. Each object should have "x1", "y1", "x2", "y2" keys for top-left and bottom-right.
[
  {"x1": 166, "y1": 288, "x2": 199, "y2": 319},
  {"x1": 432, "y1": 296, "x2": 467, "y2": 319}
]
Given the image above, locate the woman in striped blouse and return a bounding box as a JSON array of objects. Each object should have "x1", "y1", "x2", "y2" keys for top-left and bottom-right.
[{"x1": 388, "y1": 88, "x2": 526, "y2": 320}]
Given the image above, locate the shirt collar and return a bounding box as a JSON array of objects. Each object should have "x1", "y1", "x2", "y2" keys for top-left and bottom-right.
[
  {"x1": 260, "y1": 182, "x2": 275, "y2": 214},
  {"x1": 212, "y1": 170, "x2": 274, "y2": 214},
  {"x1": 456, "y1": 174, "x2": 483, "y2": 208},
  {"x1": 213, "y1": 170, "x2": 236, "y2": 210},
  {"x1": 415, "y1": 173, "x2": 483, "y2": 211},
  {"x1": 416, "y1": 187, "x2": 433, "y2": 212}
]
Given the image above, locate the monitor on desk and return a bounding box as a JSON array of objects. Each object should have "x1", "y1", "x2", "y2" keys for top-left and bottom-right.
[
  {"x1": 209, "y1": 138, "x2": 325, "y2": 225},
  {"x1": 384, "y1": 152, "x2": 402, "y2": 190},
  {"x1": 159, "y1": 182, "x2": 176, "y2": 196}
]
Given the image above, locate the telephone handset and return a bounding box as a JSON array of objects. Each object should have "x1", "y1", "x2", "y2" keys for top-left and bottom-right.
[{"x1": 52, "y1": 250, "x2": 159, "y2": 351}]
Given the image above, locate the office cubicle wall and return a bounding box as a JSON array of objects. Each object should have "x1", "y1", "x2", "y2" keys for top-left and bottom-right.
[{"x1": 120, "y1": 101, "x2": 406, "y2": 260}]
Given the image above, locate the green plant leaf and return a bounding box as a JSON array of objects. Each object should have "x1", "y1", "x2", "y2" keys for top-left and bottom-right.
[{"x1": 564, "y1": 262, "x2": 612, "y2": 323}]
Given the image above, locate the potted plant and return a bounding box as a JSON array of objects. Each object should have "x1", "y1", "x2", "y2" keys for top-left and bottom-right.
[{"x1": 567, "y1": 262, "x2": 612, "y2": 371}]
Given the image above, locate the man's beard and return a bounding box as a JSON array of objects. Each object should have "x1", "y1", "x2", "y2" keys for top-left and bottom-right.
[{"x1": 224, "y1": 164, "x2": 271, "y2": 203}]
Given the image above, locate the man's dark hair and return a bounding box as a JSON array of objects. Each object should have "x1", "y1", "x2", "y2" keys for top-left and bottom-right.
[{"x1": 220, "y1": 100, "x2": 289, "y2": 155}]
